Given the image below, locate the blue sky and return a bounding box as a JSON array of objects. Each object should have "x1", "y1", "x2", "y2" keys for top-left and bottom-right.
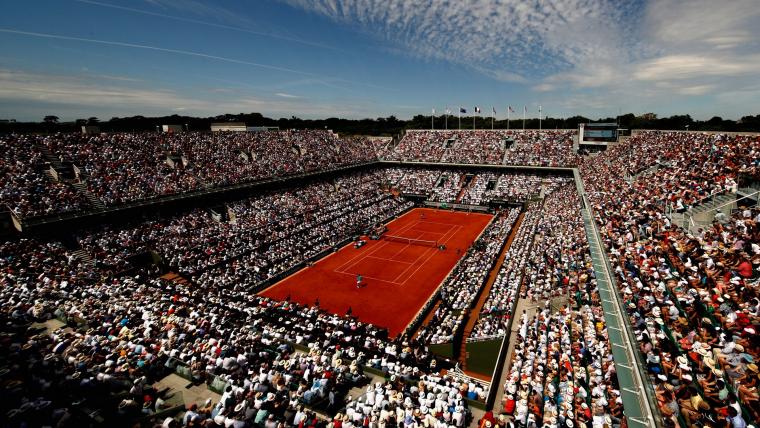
[{"x1": 0, "y1": 0, "x2": 759, "y2": 121}]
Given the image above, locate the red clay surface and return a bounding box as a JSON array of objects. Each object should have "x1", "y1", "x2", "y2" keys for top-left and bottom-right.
[{"x1": 260, "y1": 208, "x2": 493, "y2": 337}]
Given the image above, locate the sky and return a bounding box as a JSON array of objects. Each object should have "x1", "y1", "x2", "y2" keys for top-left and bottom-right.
[{"x1": 0, "y1": 0, "x2": 759, "y2": 121}]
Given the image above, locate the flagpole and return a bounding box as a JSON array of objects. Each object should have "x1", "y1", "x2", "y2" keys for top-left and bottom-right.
[
  {"x1": 491, "y1": 109, "x2": 494, "y2": 130},
  {"x1": 539, "y1": 106, "x2": 542, "y2": 131},
  {"x1": 431, "y1": 108, "x2": 434, "y2": 130},
  {"x1": 445, "y1": 108, "x2": 448, "y2": 130},
  {"x1": 522, "y1": 106, "x2": 526, "y2": 131},
  {"x1": 458, "y1": 108, "x2": 461, "y2": 130},
  {"x1": 507, "y1": 107, "x2": 510, "y2": 131}
]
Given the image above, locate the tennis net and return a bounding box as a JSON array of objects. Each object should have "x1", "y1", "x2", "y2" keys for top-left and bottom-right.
[{"x1": 382, "y1": 235, "x2": 439, "y2": 247}]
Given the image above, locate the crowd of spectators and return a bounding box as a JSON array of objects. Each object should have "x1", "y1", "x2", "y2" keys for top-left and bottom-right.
[
  {"x1": 458, "y1": 173, "x2": 498, "y2": 206},
  {"x1": 363, "y1": 136, "x2": 393, "y2": 159},
  {"x1": 75, "y1": 171, "x2": 411, "y2": 281},
  {"x1": 501, "y1": 131, "x2": 577, "y2": 168},
  {"x1": 429, "y1": 172, "x2": 466, "y2": 203},
  {"x1": 3, "y1": 128, "x2": 580, "y2": 218},
  {"x1": 440, "y1": 132, "x2": 507, "y2": 165},
  {"x1": 1, "y1": 134, "x2": 90, "y2": 217},
  {"x1": 473, "y1": 184, "x2": 625, "y2": 428},
  {"x1": 465, "y1": 173, "x2": 563, "y2": 206},
  {"x1": 501, "y1": 302, "x2": 624, "y2": 428},
  {"x1": 384, "y1": 130, "x2": 577, "y2": 167},
  {"x1": 469, "y1": 208, "x2": 540, "y2": 339},
  {"x1": 385, "y1": 131, "x2": 453, "y2": 163},
  {"x1": 161, "y1": 131, "x2": 377, "y2": 188},
  {"x1": 44, "y1": 132, "x2": 202, "y2": 206},
  {"x1": 393, "y1": 168, "x2": 443, "y2": 196},
  {"x1": 383, "y1": 168, "x2": 568, "y2": 206},
  {"x1": 6, "y1": 127, "x2": 760, "y2": 427},
  {"x1": 0, "y1": 199, "x2": 487, "y2": 427},
  {"x1": 416, "y1": 209, "x2": 520, "y2": 345},
  {"x1": 1, "y1": 130, "x2": 378, "y2": 214},
  {"x1": 579, "y1": 131, "x2": 760, "y2": 427},
  {"x1": 343, "y1": 373, "x2": 477, "y2": 427}
]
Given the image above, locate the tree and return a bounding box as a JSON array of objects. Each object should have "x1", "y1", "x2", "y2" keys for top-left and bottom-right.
[
  {"x1": 43, "y1": 115, "x2": 59, "y2": 124},
  {"x1": 87, "y1": 117, "x2": 99, "y2": 125}
]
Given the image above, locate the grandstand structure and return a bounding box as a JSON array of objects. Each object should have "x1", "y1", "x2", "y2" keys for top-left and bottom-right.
[{"x1": 1, "y1": 127, "x2": 758, "y2": 428}]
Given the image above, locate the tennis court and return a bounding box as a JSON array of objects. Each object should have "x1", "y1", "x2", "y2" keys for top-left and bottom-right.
[{"x1": 260, "y1": 208, "x2": 493, "y2": 336}]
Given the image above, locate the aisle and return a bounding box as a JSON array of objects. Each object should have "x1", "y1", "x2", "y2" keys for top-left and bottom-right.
[{"x1": 490, "y1": 297, "x2": 541, "y2": 415}]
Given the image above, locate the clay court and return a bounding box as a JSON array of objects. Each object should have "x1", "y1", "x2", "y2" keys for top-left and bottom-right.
[{"x1": 260, "y1": 208, "x2": 493, "y2": 336}]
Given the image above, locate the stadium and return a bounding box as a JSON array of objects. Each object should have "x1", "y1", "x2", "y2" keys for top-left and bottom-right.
[{"x1": 1, "y1": 1, "x2": 759, "y2": 428}]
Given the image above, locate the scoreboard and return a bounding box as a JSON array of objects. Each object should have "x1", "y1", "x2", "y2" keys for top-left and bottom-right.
[{"x1": 580, "y1": 123, "x2": 618, "y2": 143}]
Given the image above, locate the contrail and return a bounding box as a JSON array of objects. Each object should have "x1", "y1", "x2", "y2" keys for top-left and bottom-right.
[
  {"x1": 75, "y1": 0, "x2": 342, "y2": 52},
  {"x1": 0, "y1": 27, "x2": 394, "y2": 92},
  {"x1": 0, "y1": 28, "x2": 316, "y2": 77}
]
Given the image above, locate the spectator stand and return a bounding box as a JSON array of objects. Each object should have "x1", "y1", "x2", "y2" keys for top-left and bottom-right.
[
  {"x1": 14, "y1": 158, "x2": 378, "y2": 234},
  {"x1": 573, "y1": 169, "x2": 659, "y2": 428}
]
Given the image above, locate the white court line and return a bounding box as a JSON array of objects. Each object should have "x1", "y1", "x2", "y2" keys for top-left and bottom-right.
[
  {"x1": 395, "y1": 224, "x2": 462, "y2": 284},
  {"x1": 332, "y1": 270, "x2": 405, "y2": 285},
  {"x1": 333, "y1": 218, "x2": 419, "y2": 272},
  {"x1": 416, "y1": 220, "x2": 467, "y2": 227},
  {"x1": 383, "y1": 229, "x2": 427, "y2": 260},
  {"x1": 391, "y1": 223, "x2": 461, "y2": 284},
  {"x1": 336, "y1": 222, "x2": 434, "y2": 279},
  {"x1": 364, "y1": 255, "x2": 413, "y2": 265},
  {"x1": 336, "y1": 228, "x2": 425, "y2": 275},
  {"x1": 332, "y1": 210, "x2": 473, "y2": 285}
]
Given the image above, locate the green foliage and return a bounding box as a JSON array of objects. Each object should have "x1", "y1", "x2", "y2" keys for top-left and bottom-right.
[{"x1": 4, "y1": 112, "x2": 760, "y2": 134}]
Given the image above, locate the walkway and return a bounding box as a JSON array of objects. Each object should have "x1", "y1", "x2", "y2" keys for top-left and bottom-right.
[{"x1": 490, "y1": 297, "x2": 542, "y2": 415}]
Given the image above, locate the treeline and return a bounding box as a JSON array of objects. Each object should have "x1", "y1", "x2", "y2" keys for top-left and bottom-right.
[{"x1": 2, "y1": 112, "x2": 759, "y2": 135}]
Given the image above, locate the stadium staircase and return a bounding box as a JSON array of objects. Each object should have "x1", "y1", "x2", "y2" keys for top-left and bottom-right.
[
  {"x1": 72, "y1": 182, "x2": 106, "y2": 211},
  {"x1": 738, "y1": 186, "x2": 760, "y2": 203},
  {"x1": 39, "y1": 145, "x2": 65, "y2": 172},
  {"x1": 501, "y1": 145, "x2": 512, "y2": 165},
  {"x1": 666, "y1": 187, "x2": 760, "y2": 234},
  {"x1": 43, "y1": 168, "x2": 58, "y2": 182},
  {"x1": 71, "y1": 249, "x2": 95, "y2": 268},
  {"x1": 454, "y1": 174, "x2": 471, "y2": 203},
  {"x1": 388, "y1": 130, "x2": 406, "y2": 154},
  {"x1": 160, "y1": 272, "x2": 192, "y2": 287}
]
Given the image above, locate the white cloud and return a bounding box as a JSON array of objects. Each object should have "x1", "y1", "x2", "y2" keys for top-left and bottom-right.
[
  {"x1": 632, "y1": 55, "x2": 760, "y2": 82},
  {"x1": 280, "y1": 0, "x2": 632, "y2": 82},
  {"x1": 280, "y1": 0, "x2": 759, "y2": 115},
  {"x1": 530, "y1": 0, "x2": 760, "y2": 116},
  {"x1": 0, "y1": 68, "x2": 380, "y2": 120},
  {"x1": 275, "y1": 93, "x2": 301, "y2": 98},
  {"x1": 643, "y1": 0, "x2": 760, "y2": 50}
]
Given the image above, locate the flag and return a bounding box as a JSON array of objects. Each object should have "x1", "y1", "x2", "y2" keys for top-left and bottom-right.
[
  {"x1": 492, "y1": 106, "x2": 496, "y2": 114},
  {"x1": 432, "y1": 107, "x2": 436, "y2": 115},
  {"x1": 460, "y1": 107, "x2": 467, "y2": 114},
  {"x1": 508, "y1": 106, "x2": 515, "y2": 113},
  {"x1": 475, "y1": 106, "x2": 481, "y2": 113},
  {"x1": 523, "y1": 105, "x2": 527, "y2": 112},
  {"x1": 538, "y1": 105, "x2": 542, "y2": 113},
  {"x1": 445, "y1": 107, "x2": 451, "y2": 114}
]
